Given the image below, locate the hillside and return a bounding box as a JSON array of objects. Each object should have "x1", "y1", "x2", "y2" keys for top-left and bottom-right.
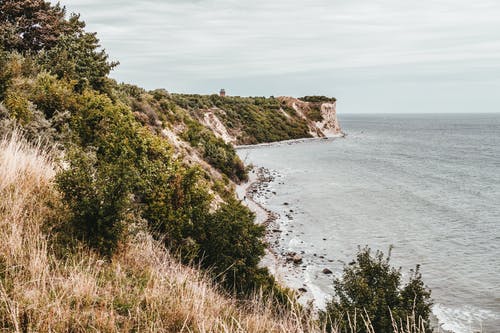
[
  {"x1": 0, "y1": 1, "x2": 433, "y2": 332},
  {"x1": 168, "y1": 93, "x2": 342, "y2": 145},
  {"x1": 0, "y1": 1, "x2": 335, "y2": 331},
  {"x1": 0, "y1": 132, "x2": 322, "y2": 332}
]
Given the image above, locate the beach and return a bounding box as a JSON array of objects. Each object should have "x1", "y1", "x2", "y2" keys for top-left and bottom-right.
[{"x1": 236, "y1": 165, "x2": 334, "y2": 308}]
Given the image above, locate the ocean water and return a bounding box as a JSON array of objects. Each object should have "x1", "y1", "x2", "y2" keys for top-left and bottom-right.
[{"x1": 237, "y1": 114, "x2": 500, "y2": 333}]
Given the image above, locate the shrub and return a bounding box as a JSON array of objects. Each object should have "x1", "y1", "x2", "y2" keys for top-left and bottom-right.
[
  {"x1": 56, "y1": 146, "x2": 133, "y2": 256},
  {"x1": 31, "y1": 72, "x2": 75, "y2": 118},
  {"x1": 321, "y1": 247, "x2": 432, "y2": 333},
  {"x1": 198, "y1": 198, "x2": 266, "y2": 293},
  {"x1": 182, "y1": 117, "x2": 248, "y2": 182},
  {"x1": 56, "y1": 91, "x2": 146, "y2": 255},
  {"x1": 299, "y1": 95, "x2": 337, "y2": 103}
]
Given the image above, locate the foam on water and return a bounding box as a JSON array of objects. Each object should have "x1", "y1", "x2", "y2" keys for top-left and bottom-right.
[{"x1": 433, "y1": 304, "x2": 500, "y2": 333}]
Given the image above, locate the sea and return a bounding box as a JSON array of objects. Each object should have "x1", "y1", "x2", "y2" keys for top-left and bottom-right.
[{"x1": 237, "y1": 114, "x2": 500, "y2": 333}]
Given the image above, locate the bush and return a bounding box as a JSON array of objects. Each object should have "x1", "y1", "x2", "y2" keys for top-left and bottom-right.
[
  {"x1": 198, "y1": 198, "x2": 265, "y2": 293},
  {"x1": 320, "y1": 247, "x2": 432, "y2": 333},
  {"x1": 56, "y1": 146, "x2": 133, "y2": 256},
  {"x1": 56, "y1": 91, "x2": 147, "y2": 255}
]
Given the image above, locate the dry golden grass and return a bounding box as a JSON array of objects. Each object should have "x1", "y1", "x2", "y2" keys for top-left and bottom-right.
[
  {"x1": 0, "y1": 131, "x2": 431, "y2": 333},
  {"x1": 0, "y1": 131, "x2": 324, "y2": 332}
]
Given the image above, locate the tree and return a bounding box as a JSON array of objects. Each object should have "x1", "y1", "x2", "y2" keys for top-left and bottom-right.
[
  {"x1": 0, "y1": 0, "x2": 71, "y2": 52},
  {"x1": 38, "y1": 23, "x2": 118, "y2": 91},
  {"x1": 321, "y1": 247, "x2": 432, "y2": 333},
  {"x1": 0, "y1": 0, "x2": 117, "y2": 91}
]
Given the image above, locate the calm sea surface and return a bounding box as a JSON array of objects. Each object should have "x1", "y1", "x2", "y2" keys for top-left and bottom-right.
[{"x1": 238, "y1": 114, "x2": 500, "y2": 333}]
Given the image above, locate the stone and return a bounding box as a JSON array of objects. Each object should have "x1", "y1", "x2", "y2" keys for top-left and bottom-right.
[
  {"x1": 298, "y1": 288, "x2": 307, "y2": 292},
  {"x1": 322, "y1": 268, "x2": 333, "y2": 274}
]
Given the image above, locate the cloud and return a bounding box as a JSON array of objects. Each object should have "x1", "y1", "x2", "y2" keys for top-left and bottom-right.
[{"x1": 57, "y1": 0, "x2": 500, "y2": 113}]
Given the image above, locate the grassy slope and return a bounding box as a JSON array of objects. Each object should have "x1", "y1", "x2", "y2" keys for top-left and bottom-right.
[{"x1": 0, "y1": 132, "x2": 322, "y2": 332}]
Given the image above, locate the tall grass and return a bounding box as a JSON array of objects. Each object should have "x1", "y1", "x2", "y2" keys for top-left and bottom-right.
[
  {"x1": 0, "y1": 131, "x2": 431, "y2": 332},
  {"x1": 0, "y1": 131, "x2": 322, "y2": 332}
]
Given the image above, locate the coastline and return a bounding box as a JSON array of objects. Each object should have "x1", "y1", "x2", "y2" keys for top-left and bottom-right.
[
  {"x1": 235, "y1": 165, "x2": 324, "y2": 306},
  {"x1": 235, "y1": 133, "x2": 345, "y2": 150},
  {"x1": 235, "y1": 140, "x2": 457, "y2": 333}
]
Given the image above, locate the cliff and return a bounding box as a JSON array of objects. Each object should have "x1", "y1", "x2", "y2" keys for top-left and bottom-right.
[
  {"x1": 278, "y1": 96, "x2": 343, "y2": 139},
  {"x1": 167, "y1": 94, "x2": 343, "y2": 145}
]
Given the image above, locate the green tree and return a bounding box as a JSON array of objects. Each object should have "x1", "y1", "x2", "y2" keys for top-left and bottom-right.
[
  {"x1": 0, "y1": 0, "x2": 72, "y2": 52},
  {"x1": 321, "y1": 247, "x2": 432, "y2": 333},
  {"x1": 199, "y1": 198, "x2": 266, "y2": 294},
  {"x1": 39, "y1": 26, "x2": 118, "y2": 91}
]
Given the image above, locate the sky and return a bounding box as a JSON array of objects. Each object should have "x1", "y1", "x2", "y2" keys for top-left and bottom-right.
[{"x1": 59, "y1": 0, "x2": 500, "y2": 113}]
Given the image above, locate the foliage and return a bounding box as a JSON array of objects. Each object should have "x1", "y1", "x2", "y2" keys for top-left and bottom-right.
[
  {"x1": 320, "y1": 247, "x2": 432, "y2": 333},
  {"x1": 56, "y1": 146, "x2": 132, "y2": 256},
  {"x1": 299, "y1": 95, "x2": 337, "y2": 103},
  {"x1": 170, "y1": 94, "x2": 312, "y2": 144},
  {"x1": 38, "y1": 28, "x2": 118, "y2": 91},
  {"x1": 182, "y1": 117, "x2": 247, "y2": 182},
  {"x1": 199, "y1": 198, "x2": 265, "y2": 292},
  {"x1": 56, "y1": 91, "x2": 144, "y2": 255},
  {"x1": 0, "y1": 0, "x2": 117, "y2": 92},
  {"x1": 0, "y1": 0, "x2": 72, "y2": 52},
  {"x1": 31, "y1": 72, "x2": 75, "y2": 118}
]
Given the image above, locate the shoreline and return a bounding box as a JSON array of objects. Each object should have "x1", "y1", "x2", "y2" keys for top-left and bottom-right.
[
  {"x1": 235, "y1": 133, "x2": 345, "y2": 150},
  {"x1": 235, "y1": 166, "x2": 322, "y2": 306},
  {"x1": 235, "y1": 143, "x2": 455, "y2": 333}
]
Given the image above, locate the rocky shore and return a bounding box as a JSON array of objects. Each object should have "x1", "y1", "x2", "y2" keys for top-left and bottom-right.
[
  {"x1": 237, "y1": 164, "x2": 454, "y2": 333},
  {"x1": 236, "y1": 166, "x2": 336, "y2": 306}
]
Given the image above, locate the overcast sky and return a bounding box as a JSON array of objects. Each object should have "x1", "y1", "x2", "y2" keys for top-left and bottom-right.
[{"x1": 59, "y1": 0, "x2": 500, "y2": 113}]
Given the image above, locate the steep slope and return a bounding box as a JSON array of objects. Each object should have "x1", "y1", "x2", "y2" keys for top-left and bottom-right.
[
  {"x1": 277, "y1": 96, "x2": 343, "y2": 138},
  {"x1": 0, "y1": 132, "x2": 322, "y2": 332}
]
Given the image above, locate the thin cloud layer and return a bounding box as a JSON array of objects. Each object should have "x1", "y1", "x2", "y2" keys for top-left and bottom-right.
[{"x1": 59, "y1": 0, "x2": 500, "y2": 113}]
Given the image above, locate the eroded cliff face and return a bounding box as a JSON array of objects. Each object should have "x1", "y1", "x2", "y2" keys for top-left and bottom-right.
[
  {"x1": 277, "y1": 97, "x2": 343, "y2": 138},
  {"x1": 317, "y1": 102, "x2": 342, "y2": 137},
  {"x1": 199, "y1": 108, "x2": 239, "y2": 144}
]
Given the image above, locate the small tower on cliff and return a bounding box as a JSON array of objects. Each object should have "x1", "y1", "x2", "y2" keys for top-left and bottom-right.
[{"x1": 219, "y1": 89, "x2": 226, "y2": 97}]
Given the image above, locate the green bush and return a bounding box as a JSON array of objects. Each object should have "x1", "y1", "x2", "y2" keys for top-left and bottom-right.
[
  {"x1": 56, "y1": 91, "x2": 144, "y2": 255},
  {"x1": 198, "y1": 198, "x2": 266, "y2": 293},
  {"x1": 31, "y1": 72, "x2": 75, "y2": 118},
  {"x1": 56, "y1": 146, "x2": 133, "y2": 256},
  {"x1": 320, "y1": 247, "x2": 432, "y2": 333}
]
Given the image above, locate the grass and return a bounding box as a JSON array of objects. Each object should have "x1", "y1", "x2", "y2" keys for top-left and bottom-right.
[
  {"x1": 0, "y1": 130, "x2": 431, "y2": 333},
  {"x1": 0, "y1": 131, "x2": 321, "y2": 332}
]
